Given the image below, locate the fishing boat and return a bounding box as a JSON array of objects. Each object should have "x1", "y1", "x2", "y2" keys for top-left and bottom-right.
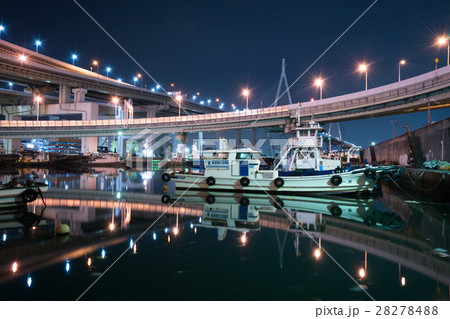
[
  {"x1": 0, "y1": 178, "x2": 48, "y2": 205},
  {"x1": 18, "y1": 151, "x2": 50, "y2": 167},
  {"x1": 83, "y1": 152, "x2": 127, "y2": 167},
  {"x1": 163, "y1": 105, "x2": 402, "y2": 194},
  {"x1": 166, "y1": 190, "x2": 403, "y2": 229}
]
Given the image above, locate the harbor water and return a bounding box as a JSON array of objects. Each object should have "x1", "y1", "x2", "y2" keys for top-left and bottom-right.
[{"x1": 0, "y1": 168, "x2": 449, "y2": 301}]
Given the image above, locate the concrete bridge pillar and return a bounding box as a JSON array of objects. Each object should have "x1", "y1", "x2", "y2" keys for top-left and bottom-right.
[
  {"x1": 4, "y1": 138, "x2": 21, "y2": 153},
  {"x1": 236, "y1": 129, "x2": 241, "y2": 148},
  {"x1": 59, "y1": 85, "x2": 71, "y2": 104},
  {"x1": 72, "y1": 88, "x2": 87, "y2": 103},
  {"x1": 81, "y1": 137, "x2": 98, "y2": 154},
  {"x1": 252, "y1": 128, "x2": 257, "y2": 146}
]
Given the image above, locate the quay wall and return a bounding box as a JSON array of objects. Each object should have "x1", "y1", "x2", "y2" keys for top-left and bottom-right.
[{"x1": 362, "y1": 117, "x2": 450, "y2": 165}]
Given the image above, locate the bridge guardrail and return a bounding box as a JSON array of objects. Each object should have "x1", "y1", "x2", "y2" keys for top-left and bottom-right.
[{"x1": 0, "y1": 105, "x2": 290, "y2": 130}]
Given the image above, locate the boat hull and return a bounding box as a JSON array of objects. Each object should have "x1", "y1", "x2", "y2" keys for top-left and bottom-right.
[
  {"x1": 172, "y1": 170, "x2": 375, "y2": 194},
  {"x1": 0, "y1": 183, "x2": 48, "y2": 205}
]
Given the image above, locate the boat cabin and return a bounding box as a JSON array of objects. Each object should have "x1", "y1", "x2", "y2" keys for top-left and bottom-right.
[{"x1": 203, "y1": 148, "x2": 262, "y2": 178}]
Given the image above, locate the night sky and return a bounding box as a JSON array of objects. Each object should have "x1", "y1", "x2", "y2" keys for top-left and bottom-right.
[{"x1": 1, "y1": 0, "x2": 450, "y2": 147}]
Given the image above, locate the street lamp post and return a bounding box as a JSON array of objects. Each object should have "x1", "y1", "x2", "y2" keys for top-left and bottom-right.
[
  {"x1": 0, "y1": 25, "x2": 5, "y2": 39},
  {"x1": 437, "y1": 36, "x2": 449, "y2": 66},
  {"x1": 106, "y1": 67, "x2": 111, "y2": 77},
  {"x1": 92, "y1": 60, "x2": 99, "y2": 73},
  {"x1": 112, "y1": 97, "x2": 119, "y2": 119},
  {"x1": 34, "y1": 96, "x2": 42, "y2": 121},
  {"x1": 176, "y1": 95, "x2": 182, "y2": 118},
  {"x1": 35, "y1": 40, "x2": 41, "y2": 53},
  {"x1": 71, "y1": 54, "x2": 77, "y2": 65},
  {"x1": 398, "y1": 60, "x2": 406, "y2": 81},
  {"x1": 137, "y1": 73, "x2": 142, "y2": 88},
  {"x1": 314, "y1": 78, "x2": 324, "y2": 100},
  {"x1": 242, "y1": 89, "x2": 249, "y2": 110},
  {"x1": 359, "y1": 64, "x2": 368, "y2": 91}
]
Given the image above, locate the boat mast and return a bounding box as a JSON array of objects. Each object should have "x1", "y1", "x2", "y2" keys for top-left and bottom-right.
[{"x1": 296, "y1": 103, "x2": 301, "y2": 138}]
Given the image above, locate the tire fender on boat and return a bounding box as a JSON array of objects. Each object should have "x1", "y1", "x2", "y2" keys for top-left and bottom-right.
[
  {"x1": 21, "y1": 188, "x2": 38, "y2": 203},
  {"x1": 273, "y1": 198, "x2": 284, "y2": 209},
  {"x1": 205, "y1": 194, "x2": 215, "y2": 204},
  {"x1": 330, "y1": 205, "x2": 342, "y2": 216},
  {"x1": 274, "y1": 177, "x2": 284, "y2": 188},
  {"x1": 206, "y1": 176, "x2": 216, "y2": 186},
  {"x1": 330, "y1": 175, "x2": 342, "y2": 186},
  {"x1": 334, "y1": 166, "x2": 342, "y2": 173},
  {"x1": 239, "y1": 197, "x2": 250, "y2": 206},
  {"x1": 161, "y1": 173, "x2": 171, "y2": 182},
  {"x1": 364, "y1": 168, "x2": 377, "y2": 179},
  {"x1": 161, "y1": 194, "x2": 171, "y2": 203},
  {"x1": 240, "y1": 177, "x2": 250, "y2": 187}
]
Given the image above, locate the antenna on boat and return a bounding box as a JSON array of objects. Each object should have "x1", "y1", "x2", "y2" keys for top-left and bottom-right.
[
  {"x1": 296, "y1": 103, "x2": 301, "y2": 128},
  {"x1": 274, "y1": 58, "x2": 293, "y2": 107}
]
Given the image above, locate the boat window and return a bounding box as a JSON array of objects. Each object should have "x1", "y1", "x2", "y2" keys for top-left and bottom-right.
[
  {"x1": 236, "y1": 152, "x2": 252, "y2": 159},
  {"x1": 204, "y1": 152, "x2": 228, "y2": 159}
]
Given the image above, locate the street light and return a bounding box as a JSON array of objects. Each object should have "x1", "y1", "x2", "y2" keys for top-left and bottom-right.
[
  {"x1": 133, "y1": 77, "x2": 138, "y2": 86},
  {"x1": 92, "y1": 60, "x2": 99, "y2": 73},
  {"x1": 19, "y1": 54, "x2": 27, "y2": 63},
  {"x1": 176, "y1": 95, "x2": 182, "y2": 117},
  {"x1": 106, "y1": 67, "x2": 111, "y2": 77},
  {"x1": 242, "y1": 89, "x2": 249, "y2": 110},
  {"x1": 34, "y1": 96, "x2": 42, "y2": 121},
  {"x1": 71, "y1": 54, "x2": 78, "y2": 65},
  {"x1": 112, "y1": 96, "x2": 119, "y2": 118},
  {"x1": 137, "y1": 73, "x2": 142, "y2": 88},
  {"x1": 398, "y1": 60, "x2": 406, "y2": 81},
  {"x1": 0, "y1": 25, "x2": 5, "y2": 39},
  {"x1": 35, "y1": 40, "x2": 41, "y2": 53},
  {"x1": 314, "y1": 78, "x2": 324, "y2": 100},
  {"x1": 358, "y1": 63, "x2": 368, "y2": 91},
  {"x1": 8, "y1": 82, "x2": 12, "y2": 90},
  {"x1": 437, "y1": 36, "x2": 449, "y2": 66}
]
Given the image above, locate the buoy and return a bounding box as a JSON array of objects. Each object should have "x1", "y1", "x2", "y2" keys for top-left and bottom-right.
[{"x1": 55, "y1": 224, "x2": 70, "y2": 236}]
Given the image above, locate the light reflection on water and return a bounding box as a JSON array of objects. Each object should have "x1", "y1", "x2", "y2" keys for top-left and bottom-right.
[{"x1": 0, "y1": 167, "x2": 448, "y2": 301}]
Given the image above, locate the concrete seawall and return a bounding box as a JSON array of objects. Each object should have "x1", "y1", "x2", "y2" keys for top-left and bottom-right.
[{"x1": 362, "y1": 117, "x2": 449, "y2": 165}]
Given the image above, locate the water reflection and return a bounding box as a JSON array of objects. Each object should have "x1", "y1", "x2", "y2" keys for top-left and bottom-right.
[{"x1": 0, "y1": 167, "x2": 448, "y2": 300}]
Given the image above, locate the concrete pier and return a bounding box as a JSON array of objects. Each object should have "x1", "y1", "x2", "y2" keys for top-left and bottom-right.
[{"x1": 362, "y1": 117, "x2": 450, "y2": 165}]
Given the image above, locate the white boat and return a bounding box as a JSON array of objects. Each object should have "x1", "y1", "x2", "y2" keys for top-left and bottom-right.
[
  {"x1": 169, "y1": 190, "x2": 403, "y2": 229},
  {"x1": 163, "y1": 105, "x2": 404, "y2": 194},
  {"x1": 0, "y1": 179, "x2": 48, "y2": 205},
  {"x1": 18, "y1": 151, "x2": 50, "y2": 166},
  {"x1": 85, "y1": 152, "x2": 126, "y2": 167},
  {"x1": 193, "y1": 200, "x2": 260, "y2": 241},
  {"x1": 163, "y1": 137, "x2": 387, "y2": 194}
]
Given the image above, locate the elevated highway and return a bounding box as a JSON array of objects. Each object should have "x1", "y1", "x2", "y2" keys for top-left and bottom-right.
[
  {"x1": 0, "y1": 39, "x2": 218, "y2": 115},
  {"x1": 0, "y1": 39, "x2": 449, "y2": 138}
]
